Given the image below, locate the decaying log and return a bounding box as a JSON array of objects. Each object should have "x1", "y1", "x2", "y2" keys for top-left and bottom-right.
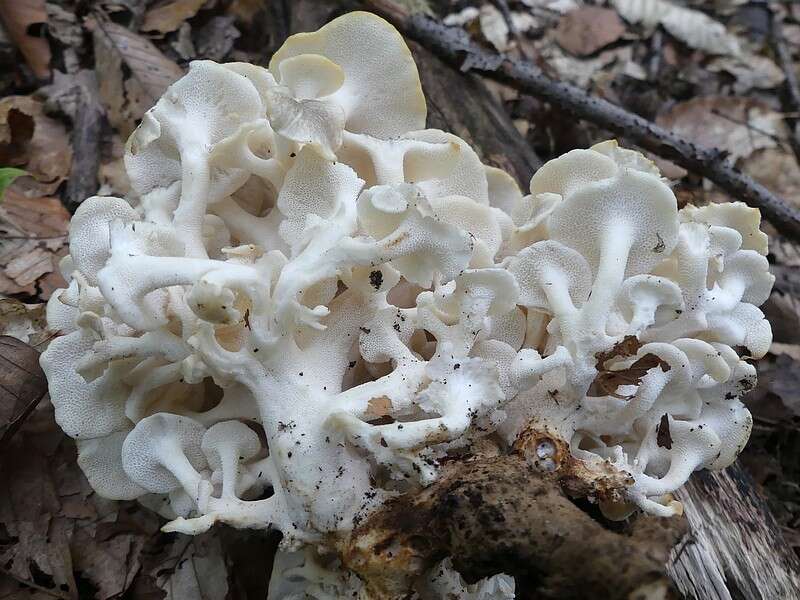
[
  {"x1": 341, "y1": 427, "x2": 683, "y2": 600},
  {"x1": 668, "y1": 463, "x2": 800, "y2": 600}
]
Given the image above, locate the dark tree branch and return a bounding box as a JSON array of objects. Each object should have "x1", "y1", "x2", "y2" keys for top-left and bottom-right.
[{"x1": 364, "y1": 0, "x2": 800, "y2": 241}]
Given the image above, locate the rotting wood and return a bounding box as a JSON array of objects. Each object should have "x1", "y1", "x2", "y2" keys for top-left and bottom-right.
[{"x1": 668, "y1": 463, "x2": 800, "y2": 600}]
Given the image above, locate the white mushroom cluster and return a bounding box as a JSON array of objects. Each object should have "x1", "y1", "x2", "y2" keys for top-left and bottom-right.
[{"x1": 40, "y1": 10, "x2": 772, "y2": 596}]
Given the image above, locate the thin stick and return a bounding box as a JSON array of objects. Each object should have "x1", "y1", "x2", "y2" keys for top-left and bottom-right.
[{"x1": 364, "y1": 0, "x2": 800, "y2": 240}]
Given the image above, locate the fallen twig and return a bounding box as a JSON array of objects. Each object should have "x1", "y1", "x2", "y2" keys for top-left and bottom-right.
[{"x1": 364, "y1": 0, "x2": 800, "y2": 240}]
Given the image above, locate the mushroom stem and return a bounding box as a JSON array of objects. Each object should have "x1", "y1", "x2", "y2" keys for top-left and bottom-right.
[
  {"x1": 541, "y1": 266, "x2": 579, "y2": 320},
  {"x1": 173, "y1": 151, "x2": 211, "y2": 259},
  {"x1": 219, "y1": 446, "x2": 241, "y2": 499},
  {"x1": 582, "y1": 224, "x2": 633, "y2": 329},
  {"x1": 158, "y1": 439, "x2": 206, "y2": 501}
]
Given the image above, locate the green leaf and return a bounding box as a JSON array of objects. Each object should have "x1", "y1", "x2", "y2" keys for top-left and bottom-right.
[{"x1": 0, "y1": 168, "x2": 27, "y2": 201}]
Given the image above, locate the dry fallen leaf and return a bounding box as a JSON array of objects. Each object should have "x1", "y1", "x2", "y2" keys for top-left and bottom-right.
[
  {"x1": 89, "y1": 16, "x2": 183, "y2": 136},
  {"x1": 479, "y1": 4, "x2": 510, "y2": 52},
  {"x1": 745, "y1": 147, "x2": 800, "y2": 208},
  {"x1": 227, "y1": 0, "x2": 264, "y2": 24},
  {"x1": 541, "y1": 43, "x2": 631, "y2": 89},
  {"x1": 611, "y1": 0, "x2": 741, "y2": 56},
  {"x1": 0, "y1": 298, "x2": 48, "y2": 345},
  {"x1": 708, "y1": 54, "x2": 785, "y2": 94},
  {"x1": 0, "y1": 390, "x2": 165, "y2": 600},
  {"x1": 0, "y1": 187, "x2": 69, "y2": 298},
  {"x1": 656, "y1": 97, "x2": 784, "y2": 164},
  {"x1": 0, "y1": 0, "x2": 51, "y2": 78},
  {"x1": 0, "y1": 335, "x2": 46, "y2": 448},
  {"x1": 555, "y1": 6, "x2": 626, "y2": 57},
  {"x1": 0, "y1": 96, "x2": 72, "y2": 195},
  {"x1": 142, "y1": 0, "x2": 206, "y2": 34},
  {"x1": 156, "y1": 534, "x2": 229, "y2": 600},
  {"x1": 194, "y1": 15, "x2": 240, "y2": 61},
  {"x1": 44, "y1": 3, "x2": 83, "y2": 47}
]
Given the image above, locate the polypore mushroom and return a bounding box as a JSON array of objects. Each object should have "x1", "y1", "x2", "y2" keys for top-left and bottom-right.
[{"x1": 39, "y1": 10, "x2": 774, "y2": 599}]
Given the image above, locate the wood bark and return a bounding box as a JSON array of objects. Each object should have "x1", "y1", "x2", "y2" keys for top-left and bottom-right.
[{"x1": 668, "y1": 463, "x2": 800, "y2": 600}]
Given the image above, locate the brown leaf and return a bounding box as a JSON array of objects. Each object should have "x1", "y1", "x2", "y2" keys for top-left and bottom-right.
[
  {"x1": 0, "y1": 0, "x2": 51, "y2": 78},
  {"x1": 142, "y1": 0, "x2": 205, "y2": 34},
  {"x1": 155, "y1": 534, "x2": 229, "y2": 600},
  {"x1": 746, "y1": 148, "x2": 800, "y2": 208},
  {"x1": 656, "y1": 413, "x2": 673, "y2": 449},
  {"x1": 594, "y1": 335, "x2": 642, "y2": 366},
  {"x1": 194, "y1": 15, "x2": 240, "y2": 62},
  {"x1": 0, "y1": 188, "x2": 69, "y2": 298},
  {"x1": 555, "y1": 7, "x2": 626, "y2": 57},
  {"x1": 592, "y1": 353, "x2": 671, "y2": 399},
  {"x1": 1, "y1": 396, "x2": 164, "y2": 600},
  {"x1": 0, "y1": 336, "x2": 46, "y2": 447},
  {"x1": 89, "y1": 16, "x2": 183, "y2": 136},
  {"x1": 591, "y1": 338, "x2": 671, "y2": 399},
  {"x1": 656, "y1": 97, "x2": 784, "y2": 164},
  {"x1": 0, "y1": 96, "x2": 72, "y2": 195},
  {"x1": 0, "y1": 298, "x2": 48, "y2": 345}
]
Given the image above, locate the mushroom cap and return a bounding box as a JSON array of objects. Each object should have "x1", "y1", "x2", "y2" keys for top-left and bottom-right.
[
  {"x1": 269, "y1": 11, "x2": 426, "y2": 138},
  {"x1": 69, "y1": 196, "x2": 137, "y2": 285},
  {"x1": 716, "y1": 250, "x2": 774, "y2": 306},
  {"x1": 484, "y1": 307, "x2": 527, "y2": 351},
  {"x1": 529, "y1": 148, "x2": 617, "y2": 198},
  {"x1": 40, "y1": 330, "x2": 131, "y2": 439},
  {"x1": 548, "y1": 168, "x2": 679, "y2": 277},
  {"x1": 407, "y1": 130, "x2": 489, "y2": 205},
  {"x1": 45, "y1": 279, "x2": 80, "y2": 334},
  {"x1": 76, "y1": 430, "x2": 147, "y2": 500},
  {"x1": 617, "y1": 274, "x2": 684, "y2": 331},
  {"x1": 276, "y1": 54, "x2": 345, "y2": 101},
  {"x1": 201, "y1": 420, "x2": 262, "y2": 472},
  {"x1": 707, "y1": 303, "x2": 772, "y2": 359},
  {"x1": 338, "y1": 130, "x2": 461, "y2": 188},
  {"x1": 357, "y1": 183, "x2": 473, "y2": 287},
  {"x1": 485, "y1": 165, "x2": 522, "y2": 217},
  {"x1": 681, "y1": 201, "x2": 768, "y2": 255},
  {"x1": 508, "y1": 240, "x2": 592, "y2": 310},
  {"x1": 590, "y1": 139, "x2": 661, "y2": 177},
  {"x1": 439, "y1": 268, "x2": 520, "y2": 319},
  {"x1": 428, "y1": 195, "x2": 503, "y2": 259},
  {"x1": 276, "y1": 146, "x2": 364, "y2": 249},
  {"x1": 125, "y1": 60, "x2": 264, "y2": 203},
  {"x1": 122, "y1": 413, "x2": 207, "y2": 493}
]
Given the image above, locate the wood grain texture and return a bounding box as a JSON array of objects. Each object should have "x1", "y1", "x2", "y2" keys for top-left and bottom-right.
[{"x1": 669, "y1": 463, "x2": 800, "y2": 600}]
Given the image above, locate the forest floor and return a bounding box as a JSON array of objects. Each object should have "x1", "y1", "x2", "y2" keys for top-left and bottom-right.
[{"x1": 1, "y1": 0, "x2": 800, "y2": 598}]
